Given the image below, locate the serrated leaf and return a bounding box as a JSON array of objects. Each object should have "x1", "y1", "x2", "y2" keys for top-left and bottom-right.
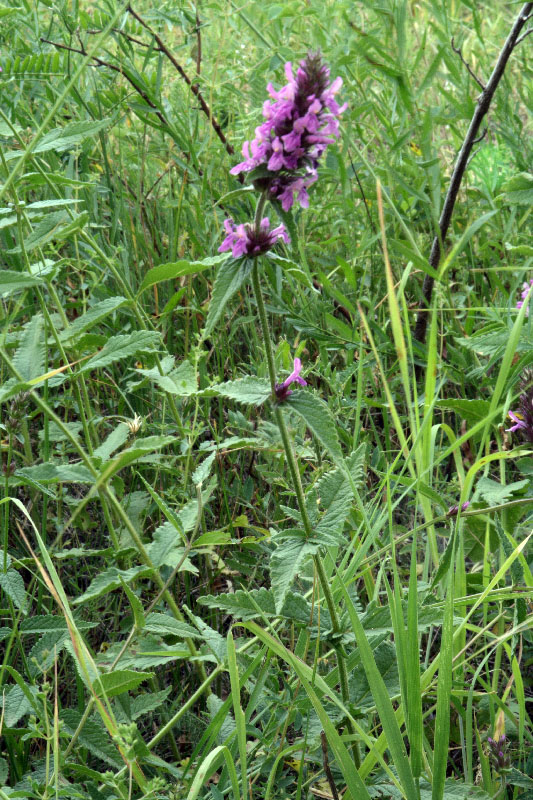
[
  {"x1": 80, "y1": 331, "x2": 160, "y2": 373},
  {"x1": 138, "y1": 255, "x2": 228, "y2": 294},
  {"x1": 16, "y1": 463, "x2": 94, "y2": 484},
  {"x1": 0, "y1": 269, "x2": 44, "y2": 295},
  {"x1": 13, "y1": 314, "x2": 44, "y2": 381},
  {"x1": 8, "y1": 211, "x2": 88, "y2": 253},
  {"x1": 436, "y1": 399, "x2": 491, "y2": 426},
  {"x1": 270, "y1": 538, "x2": 319, "y2": 612},
  {"x1": 475, "y1": 477, "x2": 529, "y2": 505},
  {"x1": 93, "y1": 423, "x2": 130, "y2": 463},
  {"x1": 20, "y1": 615, "x2": 96, "y2": 634},
  {"x1": 0, "y1": 568, "x2": 27, "y2": 611},
  {"x1": 128, "y1": 687, "x2": 172, "y2": 720},
  {"x1": 204, "y1": 258, "x2": 252, "y2": 337},
  {"x1": 192, "y1": 451, "x2": 216, "y2": 485},
  {"x1": 500, "y1": 171, "x2": 533, "y2": 205},
  {"x1": 155, "y1": 360, "x2": 197, "y2": 395},
  {"x1": 146, "y1": 522, "x2": 198, "y2": 572},
  {"x1": 93, "y1": 669, "x2": 154, "y2": 698},
  {"x1": 286, "y1": 391, "x2": 344, "y2": 466},
  {"x1": 61, "y1": 709, "x2": 121, "y2": 767},
  {"x1": 205, "y1": 376, "x2": 271, "y2": 406},
  {"x1": 73, "y1": 565, "x2": 152, "y2": 604},
  {"x1": 185, "y1": 609, "x2": 227, "y2": 663},
  {"x1": 102, "y1": 435, "x2": 175, "y2": 475},
  {"x1": 0, "y1": 684, "x2": 36, "y2": 726},
  {"x1": 34, "y1": 118, "x2": 112, "y2": 153},
  {"x1": 60, "y1": 297, "x2": 128, "y2": 343},
  {"x1": 144, "y1": 612, "x2": 200, "y2": 639}
]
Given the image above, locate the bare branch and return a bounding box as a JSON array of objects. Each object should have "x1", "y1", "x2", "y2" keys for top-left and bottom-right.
[
  {"x1": 451, "y1": 36, "x2": 485, "y2": 90},
  {"x1": 414, "y1": 2, "x2": 533, "y2": 350},
  {"x1": 40, "y1": 37, "x2": 169, "y2": 127},
  {"x1": 515, "y1": 26, "x2": 533, "y2": 46},
  {"x1": 127, "y1": 3, "x2": 240, "y2": 173}
]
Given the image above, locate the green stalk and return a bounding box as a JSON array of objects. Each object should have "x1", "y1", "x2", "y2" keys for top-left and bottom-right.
[{"x1": 250, "y1": 259, "x2": 359, "y2": 767}]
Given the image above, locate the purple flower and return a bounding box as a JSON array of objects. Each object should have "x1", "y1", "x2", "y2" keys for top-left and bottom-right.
[
  {"x1": 506, "y1": 368, "x2": 533, "y2": 443},
  {"x1": 275, "y1": 357, "x2": 307, "y2": 401},
  {"x1": 446, "y1": 500, "x2": 471, "y2": 517},
  {"x1": 487, "y1": 734, "x2": 510, "y2": 773},
  {"x1": 230, "y1": 52, "x2": 346, "y2": 210},
  {"x1": 516, "y1": 278, "x2": 533, "y2": 315},
  {"x1": 218, "y1": 217, "x2": 290, "y2": 259}
]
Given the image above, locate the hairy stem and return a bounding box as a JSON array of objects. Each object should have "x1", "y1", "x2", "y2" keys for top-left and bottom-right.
[{"x1": 251, "y1": 260, "x2": 360, "y2": 767}]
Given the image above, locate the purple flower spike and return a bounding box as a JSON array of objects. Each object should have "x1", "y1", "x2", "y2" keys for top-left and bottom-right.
[
  {"x1": 517, "y1": 278, "x2": 533, "y2": 315},
  {"x1": 275, "y1": 357, "x2": 307, "y2": 401},
  {"x1": 230, "y1": 52, "x2": 345, "y2": 211},
  {"x1": 218, "y1": 217, "x2": 289, "y2": 259}
]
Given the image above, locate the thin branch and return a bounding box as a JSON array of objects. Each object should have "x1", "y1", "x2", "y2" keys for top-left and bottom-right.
[
  {"x1": 451, "y1": 36, "x2": 485, "y2": 90},
  {"x1": 515, "y1": 26, "x2": 533, "y2": 46},
  {"x1": 320, "y1": 732, "x2": 340, "y2": 800},
  {"x1": 126, "y1": 3, "x2": 240, "y2": 168},
  {"x1": 414, "y1": 2, "x2": 533, "y2": 349},
  {"x1": 472, "y1": 126, "x2": 488, "y2": 145},
  {"x1": 195, "y1": 5, "x2": 202, "y2": 78},
  {"x1": 86, "y1": 27, "x2": 165, "y2": 52},
  {"x1": 40, "y1": 38, "x2": 168, "y2": 127}
]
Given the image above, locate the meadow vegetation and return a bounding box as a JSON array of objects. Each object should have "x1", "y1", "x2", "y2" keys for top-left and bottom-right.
[{"x1": 0, "y1": 1, "x2": 532, "y2": 798}]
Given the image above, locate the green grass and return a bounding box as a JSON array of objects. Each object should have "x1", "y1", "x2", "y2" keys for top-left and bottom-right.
[{"x1": 0, "y1": 1, "x2": 532, "y2": 798}]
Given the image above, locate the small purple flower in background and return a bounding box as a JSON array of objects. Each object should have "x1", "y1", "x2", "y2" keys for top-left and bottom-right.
[
  {"x1": 506, "y1": 368, "x2": 533, "y2": 443},
  {"x1": 230, "y1": 52, "x2": 346, "y2": 211},
  {"x1": 446, "y1": 500, "x2": 470, "y2": 517},
  {"x1": 218, "y1": 217, "x2": 289, "y2": 259},
  {"x1": 516, "y1": 278, "x2": 533, "y2": 315},
  {"x1": 487, "y1": 735, "x2": 510, "y2": 773},
  {"x1": 275, "y1": 357, "x2": 307, "y2": 401}
]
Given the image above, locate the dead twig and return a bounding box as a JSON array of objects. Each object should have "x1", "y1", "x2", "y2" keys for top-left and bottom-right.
[
  {"x1": 40, "y1": 37, "x2": 168, "y2": 127},
  {"x1": 451, "y1": 36, "x2": 485, "y2": 90}
]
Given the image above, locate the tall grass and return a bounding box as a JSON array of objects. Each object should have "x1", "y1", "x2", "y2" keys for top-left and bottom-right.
[{"x1": 0, "y1": 1, "x2": 532, "y2": 799}]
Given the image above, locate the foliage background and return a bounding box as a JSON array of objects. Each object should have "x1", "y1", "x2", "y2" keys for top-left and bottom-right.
[{"x1": 0, "y1": 0, "x2": 532, "y2": 798}]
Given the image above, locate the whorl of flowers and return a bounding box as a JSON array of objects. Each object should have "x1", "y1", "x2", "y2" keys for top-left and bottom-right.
[
  {"x1": 506, "y1": 368, "x2": 533, "y2": 443},
  {"x1": 487, "y1": 735, "x2": 510, "y2": 774},
  {"x1": 275, "y1": 357, "x2": 307, "y2": 401},
  {"x1": 516, "y1": 278, "x2": 533, "y2": 316},
  {"x1": 218, "y1": 217, "x2": 289, "y2": 259},
  {"x1": 230, "y1": 52, "x2": 346, "y2": 211}
]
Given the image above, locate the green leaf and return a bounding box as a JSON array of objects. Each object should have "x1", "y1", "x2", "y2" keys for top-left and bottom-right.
[
  {"x1": 60, "y1": 297, "x2": 128, "y2": 343},
  {"x1": 61, "y1": 709, "x2": 121, "y2": 767},
  {"x1": 286, "y1": 391, "x2": 344, "y2": 467},
  {"x1": 73, "y1": 565, "x2": 153, "y2": 604},
  {"x1": 475, "y1": 477, "x2": 528, "y2": 505},
  {"x1": 0, "y1": 684, "x2": 36, "y2": 726},
  {"x1": 0, "y1": 567, "x2": 27, "y2": 612},
  {"x1": 137, "y1": 255, "x2": 228, "y2": 295},
  {"x1": 20, "y1": 615, "x2": 96, "y2": 634},
  {"x1": 129, "y1": 687, "x2": 172, "y2": 720},
  {"x1": 192, "y1": 452, "x2": 216, "y2": 485},
  {"x1": 34, "y1": 118, "x2": 112, "y2": 153},
  {"x1": 436, "y1": 399, "x2": 491, "y2": 426},
  {"x1": 16, "y1": 463, "x2": 94, "y2": 484},
  {"x1": 101, "y1": 435, "x2": 176, "y2": 475},
  {"x1": 146, "y1": 522, "x2": 198, "y2": 572},
  {"x1": 203, "y1": 258, "x2": 252, "y2": 338},
  {"x1": 499, "y1": 172, "x2": 533, "y2": 205},
  {"x1": 144, "y1": 612, "x2": 200, "y2": 639},
  {"x1": 13, "y1": 314, "x2": 45, "y2": 381},
  {"x1": 9, "y1": 211, "x2": 88, "y2": 253},
  {"x1": 93, "y1": 423, "x2": 130, "y2": 463},
  {"x1": 0, "y1": 269, "x2": 44, "y2": 295},
  {"x1": 204, "y1": 375, "x2": 271, "y2": 406},
  {"x1": 270, "y1": 537, "x2": 319, "y2": 613},
  {"x1": 79, "y1": 331, "x2": 161, "y2": 373},
  {"x1": 93, "y1": 669, "x2": 154, "y2": 699}
]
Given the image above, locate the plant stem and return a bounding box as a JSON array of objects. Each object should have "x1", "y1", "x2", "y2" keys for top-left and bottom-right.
[{"x1": 250, "y1": 259, "x2": 360, "y2": 767}]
